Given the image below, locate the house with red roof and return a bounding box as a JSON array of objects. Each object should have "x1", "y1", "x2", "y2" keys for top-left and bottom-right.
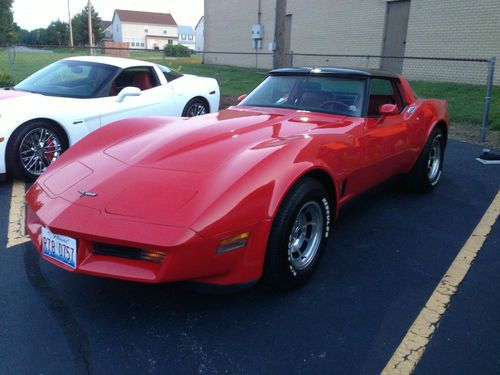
[{"x1": 112, "y1": 9, "x2": 178, "y2": 50}]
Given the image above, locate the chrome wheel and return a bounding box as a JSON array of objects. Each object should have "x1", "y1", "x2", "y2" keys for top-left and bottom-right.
[
  {"x1": 427, "y1": 136, "x2": 442, "y2": 182},
  {"x1": 288, "y1": 201, "x2": 324, "y2": 270},
  {"x1": 19, "y1": 127, "x2": 62, "y2": 176},
  {"x1": 185, "y1": 102, "x2": 208, "y2": 117}
]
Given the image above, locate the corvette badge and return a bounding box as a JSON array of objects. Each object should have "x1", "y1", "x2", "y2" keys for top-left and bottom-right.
[{"x1": 78, "y1": 189, "x2": 97, "y2": 197}]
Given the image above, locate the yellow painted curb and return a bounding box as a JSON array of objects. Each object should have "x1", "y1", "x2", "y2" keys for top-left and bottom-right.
[{"x1": 7, "y1": 181, "x2": 29, "y2": 248}]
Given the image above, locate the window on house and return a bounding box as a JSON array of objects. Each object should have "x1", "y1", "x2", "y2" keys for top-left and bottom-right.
[
  {"x1": 188, "y1": 35, "x2": 193, "y2": 40},
  {"x1": 168, "y1": 40, "x2": 173, "y2": 45},
  {"x1": 141, "y1": 42, "x2": 144, "y2": 47},
  {"x1": 181, "y1": 35, "x2": 186, "y2": 40},
  {"x1": 163, "y1": 29, "x2": 167, "y2": 35},
  {"x1": 144, "y1": 26, "x2": 148, "y2": 33}
]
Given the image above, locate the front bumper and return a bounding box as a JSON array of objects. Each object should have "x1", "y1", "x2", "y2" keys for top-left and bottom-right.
[{"x1": 26, "y1": 184, "x2": 272, "y2": 286}]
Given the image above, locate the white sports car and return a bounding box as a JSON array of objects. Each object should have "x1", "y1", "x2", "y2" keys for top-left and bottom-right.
[{"x1": 0, "y1": 56, "x2": 220, "y2": 181}]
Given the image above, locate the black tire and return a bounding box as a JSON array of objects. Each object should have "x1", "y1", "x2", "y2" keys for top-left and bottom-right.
[
  {"x1": 263, "y1": 177, "x2": 332, "y2": 289},
  {"x1": 6, "y1": 121, "x2": 67, "y2": 181},
  {"x1": 406, "y1": 127, "x2": 445, "y2": 192},
  {"x1": 182, "y1": 98, "x2": 209, "y2": 117}
]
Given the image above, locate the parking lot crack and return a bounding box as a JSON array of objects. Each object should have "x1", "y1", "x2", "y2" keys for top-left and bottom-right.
[{"x1": 382, "y1": 190, "x2": 500, "y2": 374}]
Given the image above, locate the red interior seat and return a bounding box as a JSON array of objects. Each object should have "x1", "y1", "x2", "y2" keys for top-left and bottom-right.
[{"x1": 132, "y1": 72, "x2": 153, "y2": 90}]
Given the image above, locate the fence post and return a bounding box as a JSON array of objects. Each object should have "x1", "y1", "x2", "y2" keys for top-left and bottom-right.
[
  {"x1": 480, "y1": 57, "x2": 496, "y2": 144},
  {"x1": 7, "y1": 45, "x2": 15, "y2": 80},
  {"x1": 289, "y1": 51, "x2": 294, "y2": 67}
]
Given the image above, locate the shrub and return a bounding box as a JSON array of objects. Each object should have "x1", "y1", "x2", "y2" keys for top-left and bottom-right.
[
  {"x1": 0, "y1": 70, "x2": 14, "y2": 87},
  {"x1": 164, "y1": 44, "x2": 192, "y2": 57}
]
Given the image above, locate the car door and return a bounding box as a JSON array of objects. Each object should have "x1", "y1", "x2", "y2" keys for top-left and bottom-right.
[
  {"x1": 98, "y1": 66, "x2": 176, "y2": 126},
  {"x1": 362, "y1": 77, "x2": 412, "y2": 186}
]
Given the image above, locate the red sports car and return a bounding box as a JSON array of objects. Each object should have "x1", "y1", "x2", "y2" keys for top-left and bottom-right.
[{"x1": 26, "y1": 67, "x2": 448, "y2": 289}]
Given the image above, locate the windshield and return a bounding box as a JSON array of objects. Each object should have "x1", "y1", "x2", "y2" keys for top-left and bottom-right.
[
  {"x1": 15, "y1": 60, "x2": 119, "y2": 99},
  {"x1": 240, "y1": 75, "x2": 366, "y2": 117}
]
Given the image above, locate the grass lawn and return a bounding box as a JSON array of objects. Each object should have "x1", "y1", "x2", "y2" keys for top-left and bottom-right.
[
  {"x1": 410, "y1": 81, "x2": 500, "y2": 131},
  {"x1": 1, "y1": 47, "x2": 498, "y2": 136},
  {"x1": 0, "y1": 47, "x2": 89, "y2": 83},
  {"x1": 0, "y1": 48, "x2": 267, "y2": 97}
]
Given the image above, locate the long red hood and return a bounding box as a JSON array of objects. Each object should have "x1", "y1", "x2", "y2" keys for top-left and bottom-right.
[
  {"x1": 101, "y1": 108, "x2": 340, "y2": 172},
  {"x1": 34, "y1": 107, "x2": 349, "y2": 231}
]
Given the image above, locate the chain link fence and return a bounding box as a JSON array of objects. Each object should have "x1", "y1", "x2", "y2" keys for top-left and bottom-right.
[
  {"x1": 1, "y1": 45, "x2": 497, "y2": 146},
  {"x1": 287, "y1": 52, "x2": 497, "y2": 145}
]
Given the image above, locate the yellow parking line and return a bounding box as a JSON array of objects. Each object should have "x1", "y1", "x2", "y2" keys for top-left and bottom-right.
[
  {"x1": 7, "y1": 181, "x2": 29, "y2": 248},
  {"x1": 382, "y1": 190, "x2": 500, "y2": 375}
]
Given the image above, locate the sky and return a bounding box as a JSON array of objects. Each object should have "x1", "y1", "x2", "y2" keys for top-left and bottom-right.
[{"x1": 12, "y1": 0, "x2": 204, "y2": 31}]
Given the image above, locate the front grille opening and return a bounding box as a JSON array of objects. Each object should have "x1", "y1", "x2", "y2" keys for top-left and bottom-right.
[{"x1": 93, "y1": 243, "x2": 165, "y2": 263}]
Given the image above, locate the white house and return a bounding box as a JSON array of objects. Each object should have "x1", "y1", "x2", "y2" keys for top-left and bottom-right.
[
  {"x1": 177, "y1": 25, "x2": 195, "y2": 49},
  {"x1": 112, "y1": 9, "x2": 178, "y2": 50},
  {"x1": 195, "y1": 16, "x2": 204, "y2": 52}
]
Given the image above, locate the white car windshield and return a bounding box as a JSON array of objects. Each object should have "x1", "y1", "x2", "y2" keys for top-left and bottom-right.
[
  {"x1": 15, "y1": 60, "x2": 119, "y2": 99},
  {"x1": 240, "y1": 75, "x2": 366, "y2": 117}
]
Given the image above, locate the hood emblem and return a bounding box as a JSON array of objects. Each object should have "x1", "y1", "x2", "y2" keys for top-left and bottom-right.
[{"x1": 78, "y1": 189, "x2": 97, "y2": 197}]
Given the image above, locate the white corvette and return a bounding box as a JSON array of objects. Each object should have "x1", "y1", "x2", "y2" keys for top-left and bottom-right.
[{"x1": 0, "y1": 56, "x2": 220, "y2": 181}]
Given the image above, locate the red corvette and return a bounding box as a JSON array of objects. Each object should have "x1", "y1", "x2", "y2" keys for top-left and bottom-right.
[{"x1": 26, "y1": 67, "x2": 448, "y2": 289}]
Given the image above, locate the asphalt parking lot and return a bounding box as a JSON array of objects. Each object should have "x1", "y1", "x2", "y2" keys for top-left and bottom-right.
[{"x1": 0, "y1": 140, "x2": 498, "y2": 374}]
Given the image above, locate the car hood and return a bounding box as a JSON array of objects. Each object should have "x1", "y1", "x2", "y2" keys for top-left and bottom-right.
[
  {"x1": 102, "y1": 107, "x2": 331, "y2": 173},
  {"x1": 36, "y1": 107, "x2": 348, "y2": 229},
  {"x1": 0, "y1": 89, "x2": 63, "y2": 115},
  {"x1": 0, "y1": 89, "x2": 35, "y2": 102}
]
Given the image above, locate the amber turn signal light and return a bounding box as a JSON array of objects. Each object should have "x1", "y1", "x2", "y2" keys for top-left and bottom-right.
[{"x1": 217, "y1": 232, "x2": 250, "y2": 254}]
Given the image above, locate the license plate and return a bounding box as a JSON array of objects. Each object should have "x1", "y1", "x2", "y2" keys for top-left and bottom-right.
[{"x1": 41, "y1": 227, "x2": 77, "y2": 269}]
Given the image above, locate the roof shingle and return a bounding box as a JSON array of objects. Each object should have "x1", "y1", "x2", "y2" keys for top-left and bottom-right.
[{"x1": 114, "y1": 9, "x2": 177, "y2": 26}]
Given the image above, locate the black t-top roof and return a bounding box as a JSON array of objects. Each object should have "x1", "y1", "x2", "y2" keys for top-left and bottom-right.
[{"x1": 270, "y1": 67, "x2": 400, "y2": 79}]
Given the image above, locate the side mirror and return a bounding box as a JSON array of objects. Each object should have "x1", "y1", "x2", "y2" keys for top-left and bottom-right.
[
  {"x1": 379, "y1": 103, "x2": 399, "y2": 116},
  {"x1": 237, "y1": 94, "x2": 247, "y2": 102},
  {"x1": 115, "y1": 87, "x2": 141, "y2": 103}
]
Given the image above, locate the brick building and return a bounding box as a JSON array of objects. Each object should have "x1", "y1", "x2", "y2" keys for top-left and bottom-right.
[{"x1": 204, "y1": 0, "x2": 500, "y2": 84}]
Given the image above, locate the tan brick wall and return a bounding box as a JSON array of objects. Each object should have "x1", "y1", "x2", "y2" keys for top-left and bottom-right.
[
  {"x1": 204, "y1": 0, "x2": 276, "y2": 68},
  {"x1": 205, "y1": 0, "x2": 499, "y2": 84},
  {"x1": 403, "y1": 0, "x2": 499, "y2": 84},
  {"x1": 286, "y1": 0, "x2": 387, "y2": 56}
]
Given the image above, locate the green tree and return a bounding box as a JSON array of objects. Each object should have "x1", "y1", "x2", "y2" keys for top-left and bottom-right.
[
  {"x1": 28, "y1": 28, "x2": 48, "y2": 45},
  {"x1": 71, "y1": 4, "x2": 104, "y2": 46},
  {"x1": 46, "y1": 20, "x2": 69, "y2": 46},
  {"x1": 18, "y1": 28, "x2": 30, "y2": 44},
  {"x1": 0, "y1": 69, "x2": 14, "y2": 86},
  {"x1": 0, "y1": 0, "x2": 15, "y2": 44},
  {"x1": 11, "y1": 22, "x2": 21, "y2": 42},
  {"x1": 164, "y1": 44, "x2": 192, "y2": 57}
]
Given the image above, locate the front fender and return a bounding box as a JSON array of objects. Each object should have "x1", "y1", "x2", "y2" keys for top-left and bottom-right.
[{"x1": 190, "y1": 135, "x2": 339, "y2": 239}]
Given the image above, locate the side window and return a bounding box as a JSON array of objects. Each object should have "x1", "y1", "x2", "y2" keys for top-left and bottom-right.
[
  {"x1": 368, "y1": 78, "x2": 404, "y2": 116},
  {"x1": 163, "y1": 72, "x2": 181, "y2": 82},
  {"x1": 110, "y1": 67, "x2": 159, "y2": 96}
]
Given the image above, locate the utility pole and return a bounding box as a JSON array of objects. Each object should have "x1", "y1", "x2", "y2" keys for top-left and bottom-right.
[
  {"x1": 68, "y1": 0, "x2": 74, "y2": 48},
  {"x1": 273, "y1": 0, "x2": 287, "y2": 69},
  {"x1": 88, "y1": 0, "x2": 94, "y2": 55}
]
